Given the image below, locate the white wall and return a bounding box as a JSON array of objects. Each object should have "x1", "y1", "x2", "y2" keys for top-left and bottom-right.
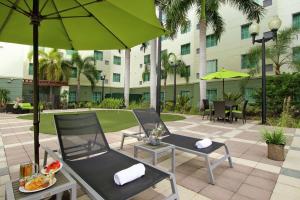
[{"x1": 0, "y1": 42, "x2": 28, "y2": 78}]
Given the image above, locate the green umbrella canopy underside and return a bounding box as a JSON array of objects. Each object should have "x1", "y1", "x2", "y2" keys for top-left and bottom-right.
[
  {"x1": 0, "y1": 0, "x2": 164, "y2": 50},
  {"x1": 201, "y1": 68, "x2": 250, "y2": 80}
]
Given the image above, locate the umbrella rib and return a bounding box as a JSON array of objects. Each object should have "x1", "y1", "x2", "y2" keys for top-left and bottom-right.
[
  {"x1": 40, "y1": 0, "x2": 50, "y2": 14},
  {"x1": 6, "y1": 0, "x2": 29, "y2": 15},
  {"x1": 72, "y1": 0, "x2": 128, "y2": 49},
  {"x1": 0, "y1": 1, "x2": 28, "y2": 16},
  {"x1": 43, "y1": 0, "x2": 101, "y2": 18},
  {"x1": 23, "y1": 0, "x2": 32, "y2": 13},
  {"x1": 44, "y1": 15, "x2": 92, "y2": 20},
  {"x1": 49, "y1": 0, "x2": 74, "y2": 50}
]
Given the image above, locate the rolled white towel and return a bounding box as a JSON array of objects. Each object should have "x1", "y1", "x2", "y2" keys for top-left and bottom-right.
[
  {"x1": 114, "y1": 163, "x2": 146, "y2": 186},
  {"x1": 195, "y1": 138, "x2": 212, "y2": 149}
]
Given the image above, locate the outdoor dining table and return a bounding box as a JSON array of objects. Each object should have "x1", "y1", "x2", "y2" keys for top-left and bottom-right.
[{"x1": 210, "y1": 101, "x2": 238, "y2": 122}]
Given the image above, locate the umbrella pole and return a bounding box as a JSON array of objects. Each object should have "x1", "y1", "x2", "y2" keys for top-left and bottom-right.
[{"x1": 32, "y1": 0, "x2": 40, "y2": 168}]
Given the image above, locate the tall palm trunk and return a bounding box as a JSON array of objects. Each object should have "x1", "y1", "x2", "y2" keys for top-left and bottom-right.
[
  {"x1": 124, "y1": 49, "x2": 130, "y2": 108},
  {"x1": 49, "y1": 86, "x2": 53, "y2": 108},
  {"x1": 76, "y1": 71, "x2": 80, "y2": 103},
  {"x1": 150, "y1": 39, "x2": 157, "y2": 109},
  {"x1": 199, "y1": 0, "x2": 207, "y2": 109},
  {"x1": 163, "y1": 77, "x2": 167, "y2": 108}
]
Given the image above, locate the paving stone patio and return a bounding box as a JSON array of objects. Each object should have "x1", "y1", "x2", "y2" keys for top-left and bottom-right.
[{"x1": 0, "y1": 110, "x2": 300, "y2": 200}]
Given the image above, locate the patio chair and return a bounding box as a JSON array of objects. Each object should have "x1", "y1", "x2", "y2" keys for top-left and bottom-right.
[
  {"x1": 202, "y1": 99, "x2": 212, "y2": 120},
  {"x1": 232, "y1": 100, "x2": 248, "y2": 124},
  {"x1": 53, "y1": 112, "x2": 178, "y2": 200},
  {"x1": 132, "y1": 109, "x2": 233, "y2": 184},
  {"x1": 212, "y1": 101, "x2": 230, "y2": 122}
]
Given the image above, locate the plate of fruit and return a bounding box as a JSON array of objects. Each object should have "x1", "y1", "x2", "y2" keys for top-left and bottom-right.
[
  {"x1": 19, "y1": 174, "x2": 56, "y2": 193},
  {"x1": 41, "y1": 160, "x2": 62, "y2": 175}
]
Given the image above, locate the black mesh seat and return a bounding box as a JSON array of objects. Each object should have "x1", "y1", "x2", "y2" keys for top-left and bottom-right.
[
  {"x1": 133, "y1": 109, "x2": 233, "y2": 184},
  {"x1": 54, "y1": 112, "x2": 178, "y2": 200},
  {"x1": 161, "y1": 134, "x2": 224, "y2": 154},
  {"x1": 66, "y1": 150, "x2": 168, "y2": 200}
]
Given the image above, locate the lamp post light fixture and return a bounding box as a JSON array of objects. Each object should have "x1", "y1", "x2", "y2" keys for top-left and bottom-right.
[
  {"x1": 249, "y1": 15, "x2": 282, "y2": 124},
  {"x1": 100, "y1": 75, "x2": 106, "y2": 102},
  {"x1": 168, "y1": 53, "x2": 177, "y2": 110}
]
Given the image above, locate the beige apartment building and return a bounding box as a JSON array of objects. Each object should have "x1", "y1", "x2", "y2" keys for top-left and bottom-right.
[{"x1": 0, "y1": 0, "x2": 300, "y2": 107}]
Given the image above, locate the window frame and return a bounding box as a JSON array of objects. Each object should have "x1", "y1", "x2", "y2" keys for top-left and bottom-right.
[
  {"x1": 94, "y1": 50, "x2": 103, "y2": 61},
  {"x1": 113, "y1": 56, "x2": 121, "y2": 65},
  {"x1": 181, "y1": 43, "x2": 191, "y2": 55},
  {"x1": 112, "y1": 73, "x2": 121, "y2": 82},
  {"x1": 206, "y1": 34, "x2": 217, "y2": 48},
  {"x1": 241, "y1": 23, "x2": 251, "y2": 40},
  {"x1": 206, "y1": 59, "x2": 218, "y2": 74}
]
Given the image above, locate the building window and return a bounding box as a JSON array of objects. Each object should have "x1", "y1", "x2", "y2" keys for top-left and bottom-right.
[
  {"x1": 241, "y1": 54, "x2": 254, "y2": 69},
  {"x1": 143, "y1": 72, "x2": 150, "y2": 82},
  {"x1": 96, "y1": 70, "x2": 102, "y2": 80},
  {"x1": 66, "y1": 50, "x2": 77, "y2": 55},
  {"x1": 181, "y1": 20, "x2": 191, "y2": 34},
  {"x1": 196, "y1": 48, "x2": 200, "y2": 54},
  {"x1": 263, "y1": 0, "x2": 272, "y2": 7},
  {"x1": 180, "y1": 65, "x2": 190, "y2": 77},
  {"x1": 181, "y1": 43, "x2": 191, "y2": 55},
  {"x1": 113, "y1": 73, "x2": 120, "y2": 82},
  {"x1": 196, "y1": 73, "x2": 200, "y2": 79},
  {"x1": 196, "y1": 23, "x2": 200, "y2": 30},
  {"x1": 105, "y1": 60, "x2": 109, "y2": 65},
  {"x1": 245, "y1": 88, "x2": 255, "y2": 103},
  {"x1": 28, "y1": 63, "x2": 33, "y2": 75},
  {"x1": 69, "y1": 91, "x2": 76, "y2": 103},
  {"x1": 206, "y1": 34, "x2": 217, "y2": 48},
  {"x1": 144, "y1": 54, "x2": 150, "y2": 65},
  {"x1": 293, "y1": 13, "x2": 300, "y2": 29},
  {"x1": 161, "y1": 49, "x2": 168, "y2": 58},
  {"x1": 266, "y1": 64, "x2": 273, "y2": 72},
  {"x1": 92, "y1": 92, "x2": 101, "y2": 103},
  {"x1": 113, "y1": 56, "x2": 121, "y2": 65},
  {"x1": 293, "y1": 47, "x2": 300, "y2": 62},
  {"x1": 143, "y1": 92, "x2": 150, "y2": 102},
  {"x1": 180, "y1": 90, "x2": 190, "y2": 97},
  {"x1": 139, "y1": 81, "x2": 143, "y2": 85},
  {"x1": 241, "y1": 24, "x2": 251, "y2": 39},
  {"x1": 207, "y1": 59, "x2": 218, "y2": 74},
  {"x1": 94, "y1": 51, "x2": 103, "y2": 61},
  {"x1": 71, "y1": 68, "x2": 77, "y2": 78},
  {"x1": 207, "y1": 89, "x2": 217, "y2": 102}
]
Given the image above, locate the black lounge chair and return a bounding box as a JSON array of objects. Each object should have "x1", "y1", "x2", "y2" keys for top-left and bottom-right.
[
  {"x1": 49, "y1": 112, "x2": 178, "y2": 200},
  {"x1": 132, "y1": 109, "x2": 233, "y2": 184}
]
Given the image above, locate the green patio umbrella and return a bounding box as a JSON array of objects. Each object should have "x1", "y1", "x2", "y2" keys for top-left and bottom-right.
[
  {"x1": 0, "y1": 0, "x2": 164, "y2": 166},
  {"x1": 201, "y1": 68, "x2": 250, "y2": 99}
]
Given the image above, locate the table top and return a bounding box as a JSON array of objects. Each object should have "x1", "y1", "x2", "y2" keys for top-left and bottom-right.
[
  {"x1": 135, "y1": 142, "x2": 174, "y2": 152},
  {"x1": 7, "y1": 171, "x2": 73, "y2": 200}
]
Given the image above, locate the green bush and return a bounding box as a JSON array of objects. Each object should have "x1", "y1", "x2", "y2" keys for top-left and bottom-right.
[
  {"x1": 163, "y1": 101, "x2": 174, "y2": 112},
  {"x1": 175, "y1": 96, "x2": 191, "y2": 113},
  {"x1": 253, "y1": 73, "x2": 300, "y2": 116},
  {"x1": 189, "y1": 106, "x2": 200, "y2": 115},
  {"x1": 0, "y1": 88, "x2": 10, "y2": 107},
  {"x1": 224, "y1": 92, "x2": 242, "y2": 104},
  {"x1": 128, "y1": 101, "x2": 149, "y2": 110},
  {"x1": 99, "y1": 98, "x2": 124, "y2": 109},
  {"x1": 261, "y1": 128, "x2": 286, "y2": 145}
]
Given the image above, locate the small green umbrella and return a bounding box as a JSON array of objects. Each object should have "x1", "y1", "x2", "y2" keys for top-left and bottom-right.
[
  {"x1": 0, "y1": 0, "x2": 164, "y2": 166},
  {"x1": 201, "y1": 68, "x2": 250, "y2": 99}
]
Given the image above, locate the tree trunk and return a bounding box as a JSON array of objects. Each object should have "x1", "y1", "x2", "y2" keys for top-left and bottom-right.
[
  {"x1": 164, "y1": 77, "x2": 167, "y2": 108},
  {"x1": 199, "y1": 0, "x2": 207, "y2": 110},
  {"x1": 275, "y1": 64, "x2": 281, "y2": 75},
  {"x1": 76, "y1": 72, "x2": 80, "y2": 103},
  {"x1": 150, "y1": 39, "x2": 157, "y2": 109},
  {"x1": 124, "y1": 49, "x2": 131, "y2": 108},
  {"x1": 49, "y1": 86, "x2": 53, "y2": 109}
]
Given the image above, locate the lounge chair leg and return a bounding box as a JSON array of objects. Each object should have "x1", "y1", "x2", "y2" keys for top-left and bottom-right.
[
  {"x1": 224, "y1": 145, "x2": 233, "y2": 168},
  {"x1": 167, "y1": 174, "x2": 179, "y2": 200},
  {"x1": 120, "y1": 134, "x2": 126, "y2": 150},
  {"x1": 43, "y1": 150, "x2": 48, "y2": 167},
  {"x1": 205, "y1": 155, "x2": 215, "y2": 185}
]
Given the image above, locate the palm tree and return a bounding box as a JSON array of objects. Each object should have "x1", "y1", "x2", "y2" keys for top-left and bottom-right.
[
  {"x1": 124, "y1": 49, "x2": 131, "y2": 108},
  {"x1": 71, "y1": 52, "x2": 98, "y2": 103},
  {"x1": 161, "y1": 51, "x2": 172, "y2": 106},
  {"x1": 248, "y1": 27, "x2": 300, "y2": 75},
  {"x1": 28, "y1": 49, "x2": 72, "y2": 107},
  {"x1": 161, "y1": 0, "x2": 263, "y2": 108}
]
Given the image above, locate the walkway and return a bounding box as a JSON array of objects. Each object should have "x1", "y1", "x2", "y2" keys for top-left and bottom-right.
[{"x1": 0, "y1": 111, "x2": 300, "y2": 200}]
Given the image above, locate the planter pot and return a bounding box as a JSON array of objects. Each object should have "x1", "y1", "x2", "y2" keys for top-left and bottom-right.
[{"x1": 267, "y1": 143, "x2": 285, "y2": 161}]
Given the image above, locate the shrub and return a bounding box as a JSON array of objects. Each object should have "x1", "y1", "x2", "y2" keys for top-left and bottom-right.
[
  {"x1": 128, "y1": 101, "x2": 150, "y2": 110},
  {"x1": 86, "y1": 102, "x2": 93, "y2": 109},
  {"x1": 224, "y1": 92, "x2": 242, "y2": 104},
  {"x1": 163, "y1": 101, "x2": 174, "y2": 112},
  {"x1": 189, "y1": 106, "x2": 200, "y2": 115},
  {"x1": 261, "y1": 128, "x2": 286, "y2": 145},
  {"x1": 176, "y1": 96, "x2": 191, "y2": 113},
  {"x1": 0, "y1": 88, "x2": 10, "y2": 107},
  {"x1": 99, "y1": 98, "x2": 124, "y2": 109},
  {"x1": 253, "y1": 73, "x2": 300, "y2": 116}
]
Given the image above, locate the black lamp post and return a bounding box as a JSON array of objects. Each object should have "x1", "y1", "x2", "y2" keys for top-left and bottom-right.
[
  {"x1": 168, "y1": 53, "x2": 177, "y2": 110},
  {"x1": 100, "y1": 75, "x2": 106, "y2": 102},
  {"x1": 249, "y1": 16, "x2": 282, "y2": 124}
]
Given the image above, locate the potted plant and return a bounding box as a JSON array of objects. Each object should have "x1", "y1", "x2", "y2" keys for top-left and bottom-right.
[
  {"x1": 148, "y1": 124, "x2": 164, "y2": 146},
  {"x1": 262, "y1": 128, "x2": 286, "y2": 161}
]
